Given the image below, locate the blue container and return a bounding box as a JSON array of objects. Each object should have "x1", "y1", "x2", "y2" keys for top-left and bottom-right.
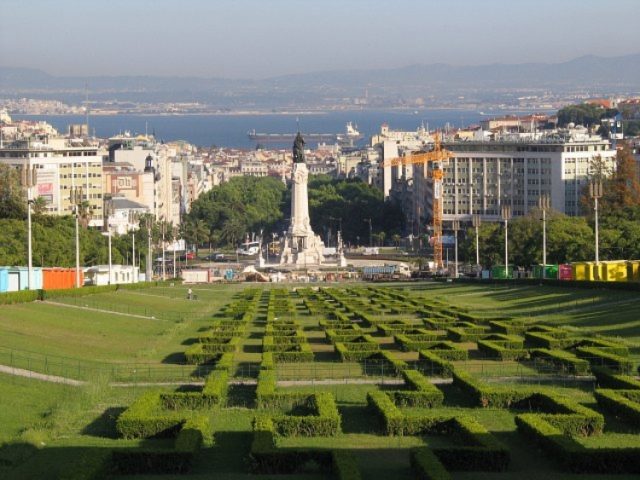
[
  {"x1": 9, "y1": 267, "x2": 43, "y2": 290},
  {"x1": 0, "y1": 268, "x2": 8, "y2": 292}
]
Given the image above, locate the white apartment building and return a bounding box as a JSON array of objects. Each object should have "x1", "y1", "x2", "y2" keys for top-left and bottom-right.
[
  {"x1": 0, "y1": 136, "x2": 105, "y2": 227},
  {"x1": 409, "y1": 130, "x2": 616, "y2": 227}
]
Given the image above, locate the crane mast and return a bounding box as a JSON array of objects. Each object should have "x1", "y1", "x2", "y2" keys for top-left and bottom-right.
[{"x1": 383, "y1": 133, "x2": 453, "y2": 270}]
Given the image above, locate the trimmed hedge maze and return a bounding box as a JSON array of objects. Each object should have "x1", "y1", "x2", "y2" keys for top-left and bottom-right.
[{"x1": 108, "y1": 284, "x2": 640, "y2": 478}]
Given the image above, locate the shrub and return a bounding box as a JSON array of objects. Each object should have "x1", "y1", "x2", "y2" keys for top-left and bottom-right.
[
  {"x1": 116, "y1": 391, "x2": 184, "y2": 439},
  {"x1": 332, "y1": 450, "x2": 362, "y2": 480},
  {"x1": 515, "y1": 413, "x2": 640, "y2": 474},
  {"x1": 477, "y1": 340, "x2": 529, "y2": 361},
  {"x1": 531, "y1": 349, "x2": 590, "y2": 375},
  {"x1": 272, "y1": 393, "x2": 341, "y2": 437},
  {"x1": 410, "y1": 448, "x2": 451, "y2": 480},
  {"x1": 272, "y1": 343, "x2": 314, "y2": 362},
  {"x1": 592, "y1": 366, "x2": 640, "y2": 390},
  {"x1": 175, "y1": 415, "x2": 212, "y2": 452},
  {"x1": 202, "y1": 369, "x2": 229, "y2": 406},
  {"x1": 575, "y1": 346, "x2": 633, "y2": 374},
  {"x1": 420, "y1": 342, "x2": 468, "y2": 361},
  {"x1": 418, "y1": 350, "x2": 455, "y2": 378},
  {"x1": 0, "y1": 289, "x2": 39, "y2": 304},
  {"x1": 390, "y1": 369, "x2": 444, "y2": 408},
  {"x1": 594, "y1": 389, "x2": 640, "y2": 428}
]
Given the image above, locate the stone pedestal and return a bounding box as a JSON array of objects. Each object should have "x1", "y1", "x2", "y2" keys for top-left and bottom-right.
[{"x1": 280, "y1": 162, "x2": 324, "y2": 266}]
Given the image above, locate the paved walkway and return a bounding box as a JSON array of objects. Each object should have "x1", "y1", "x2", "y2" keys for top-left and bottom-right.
[{"x1": 42, "y1": 300, "x2": 158, "y2": 320}]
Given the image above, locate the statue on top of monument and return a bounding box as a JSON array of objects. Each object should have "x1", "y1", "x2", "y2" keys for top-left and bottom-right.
[{"x1": 293, "y1": 132, "x2": 305, "y2": 163}]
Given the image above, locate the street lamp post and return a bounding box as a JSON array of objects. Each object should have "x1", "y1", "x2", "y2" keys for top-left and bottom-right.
[
  {"x1": 538, "y1": 194, "x2": 550, "y2": 279},
  {"x1": 147, "y1": 220, "x2": 153, "y2": 280},
  {"x1": 472, "y1": 214, "x2": 481, "y2": 276},
  {"x1": 27, "y1": 186, "x2": 33, "y2": 290},
  {"x1": 107, "y1": 230, "x2": 112, "y2": 285},
  {"x1": 21, "y1": 166, "x2": 37, "y2": 290},
  {"x1": 452, "y1": 219, "x2": 460, "y2": 278},
  {"x1": 71, "y1": 187, "x2": 83, "y2": 288},
  {"x1": 161, "y1": 223, "x2": 166, "y2": 281},
  {"x1": 501, "y1": 205, "x2": 512, "y2": 279},
  {"x1": 590, "y1": 181, "x2": 603, "y2": 280},
  {"x1": 172, "y1": 227, "x2": 177, "y2": 279}
]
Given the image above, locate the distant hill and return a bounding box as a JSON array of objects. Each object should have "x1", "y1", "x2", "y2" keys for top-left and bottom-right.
[{"x1": 1, "y1": 53, "x2": 639, "y2": 104}]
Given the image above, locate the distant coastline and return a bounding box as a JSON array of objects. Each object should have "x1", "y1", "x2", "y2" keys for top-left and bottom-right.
[{"x1": 11, "y1": 108, "x2": 551, "y2": 148}]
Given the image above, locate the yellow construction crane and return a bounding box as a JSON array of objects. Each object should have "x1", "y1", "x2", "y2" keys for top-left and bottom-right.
[{"x1": 383, "y1": 133, "x2": 453, "y2": 270}]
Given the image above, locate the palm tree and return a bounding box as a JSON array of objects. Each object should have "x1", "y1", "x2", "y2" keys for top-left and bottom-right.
[
  {"x1": 392, "y1": 234, "x2": 401, "y2": 249},
  {"x1": 77, "y1": 201, "x2": 94, "y2": 229},
  {"x1": 31, "y1": 196, "x2": 48, "y2": 217},
  {"x1": 182, "y1": 218, "x2": 209, "y2": 254}
]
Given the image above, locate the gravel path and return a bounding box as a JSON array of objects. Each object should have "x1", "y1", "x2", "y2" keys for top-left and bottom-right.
[
  {"x1": 41, "y1": 300, "x2": 158, "y2": 319},
  {"x1": 0, "y1": 364, "x2": 85, "y2": 386}
]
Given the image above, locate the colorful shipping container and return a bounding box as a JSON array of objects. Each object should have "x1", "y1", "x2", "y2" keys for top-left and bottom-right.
[
  {"x1": 532, "y1": 264, "x2": 559, "y2": 279},
  {"x1": 42, "y1": 268, "x2": 83, "y2": 290},
  {"x1": 558, "y1": 264, "x2": 573, "y2": 281}
]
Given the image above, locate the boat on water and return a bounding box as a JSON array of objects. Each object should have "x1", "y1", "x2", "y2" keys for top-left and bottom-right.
[{"x1": 247, "y1": 122, "x2": 363, "y2": 145}]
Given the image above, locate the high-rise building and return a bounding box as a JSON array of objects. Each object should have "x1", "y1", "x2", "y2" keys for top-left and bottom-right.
[
  {"x1": 408, "y1": 129, "x2": 616, "y2": 228},
  {"x1": 0, "y1": 135, "x2": 105, "y2": 227}
]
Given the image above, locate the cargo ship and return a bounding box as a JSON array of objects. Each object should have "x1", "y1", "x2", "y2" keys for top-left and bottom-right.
[{"x1": 247, "y1": 122, "x2": 363, "y2": 145}]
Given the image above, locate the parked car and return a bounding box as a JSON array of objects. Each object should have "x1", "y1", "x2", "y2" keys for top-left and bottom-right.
[{"x1": 205, "y1": 252, "x2": 225, "y2": 261}]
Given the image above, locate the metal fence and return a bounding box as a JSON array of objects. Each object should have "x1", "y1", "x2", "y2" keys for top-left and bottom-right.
[{"x1": 0, "y1": 345, "x2": 637, "y2": 388}]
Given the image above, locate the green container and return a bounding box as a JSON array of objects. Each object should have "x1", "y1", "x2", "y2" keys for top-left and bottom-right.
[
  {"x1": 532, "y1": 264, "x2": 558, "y2": 279},
  {"x1": 491, "y1": 265, "x2": 512, "y2": 279}
]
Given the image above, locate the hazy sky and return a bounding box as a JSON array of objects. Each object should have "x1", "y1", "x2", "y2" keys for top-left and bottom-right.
[{"x1": 1, "y1": 0, "x2": 638, "y2": 79}]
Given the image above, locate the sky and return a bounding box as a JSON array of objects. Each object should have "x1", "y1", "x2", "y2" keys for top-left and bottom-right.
[{"x1": 1, "y1": 0, "x2": 638, "y2": 79}]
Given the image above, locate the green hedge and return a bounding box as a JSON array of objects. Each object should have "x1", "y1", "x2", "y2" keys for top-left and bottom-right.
[
  {"x1": 116, "y1": 391, "x2": 184, "y2": 439},
  {"x1": 389, "y1": 369, "x2": 444, "y2": 408},
  {"x1": 575, "y1": 346, "x2": 633, "y2": 374},
  {"x1": 592, "y1": 366, "x2": 640, "y2": 390},
  {"x1": 271, "y1": 393, "x2": 341, "y2": 437},
  {"x1": 531, "y1": 349, "x2": 590, "y2": 375},
  {"x1": 525, "y1": 332, "x2": 577, "y2": 349},
  {"x1": 477, "y1": 340, "x2": 529, "y2": 361},
  {"x1": 366, "y1": 391, "x2": 508, "y2": 471},
  {"x1": 175, "y1": 415, "x2": 212, "y2": 452},
  {"x1": 446, "y1": 327, "x2": 491, "y2": 342},
  {"x1": 410, "y1": 448, "x2": 451, "y2": 480},
  {"x1": 489, "y1": 320, "x2": 527, "y2": 335},
  {"x1": 515, "y1": 413, "x2": 640, "y2": 474},
  {"x1": 249, "y1": 416, "x2": 334, "y2": 474},
  {"x1": 575, "y1": 338, "x2": 629, "y2": 356},
  {"x1": 419, "y1": 342, "x2": 468, "y2": 361},
  {"x1": 272, "y1": 343, "x2": 314, "y2": 362},
  {"x1": 452, "y1": 370, "x2": 537, "y2": 408},
  {"x1": 595, "y1": 389, "x2": 640, "y2": 427},
  {"x1": 332, "y1": 450, "x2": 362, "y2": 480},
  {"x1": 110, "y1": 449, "x2": 192, "y2": 475},
  {"x1": 255, "y1": 369, "x2": 307, "y2": 409},
  {"x1": 418, "y1": 350, "x2": 455, "y2": 378},
  {"x1": 0, "y1": 289, "x2": 39, "y2": 305},
  {"x1": 184, "y1": 338, "x2": 240, "y2": 363}
]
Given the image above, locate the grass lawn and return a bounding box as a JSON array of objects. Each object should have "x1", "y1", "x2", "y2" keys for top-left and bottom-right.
[{"x1": 1, "y1": 281, "x2": 640, "y2": 479}]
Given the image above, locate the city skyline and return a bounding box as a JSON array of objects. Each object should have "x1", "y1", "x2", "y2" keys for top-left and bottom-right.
[{"x1": 1, "y1": 0, "x2": 639, "y2": 79}]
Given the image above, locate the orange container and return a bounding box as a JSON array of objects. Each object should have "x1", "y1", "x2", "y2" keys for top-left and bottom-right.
[{"x1": 43, "y1": 268, "x2": 82, "y2": 290}]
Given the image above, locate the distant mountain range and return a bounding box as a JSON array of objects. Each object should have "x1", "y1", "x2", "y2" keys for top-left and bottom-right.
[{"x1": 1, "y1": 53, "x2": 639, "y2": 105}]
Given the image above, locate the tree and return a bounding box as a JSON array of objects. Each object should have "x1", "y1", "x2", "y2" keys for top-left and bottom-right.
[
  {"x1": 610, "y1": 143, "x2": 640, "y2": 208},
  {"x1": 77, "y1": 200, "x2": 94, "y2": 229},
  {"x1": 31, "y1": 196, "x2": 48, "y2": 217},
  {"x1": 0, "y1": 164, "x2": 26, "y2": 219},
  {"x1": 182, "y1": 218, "x2": 209, "y2": 254}
]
